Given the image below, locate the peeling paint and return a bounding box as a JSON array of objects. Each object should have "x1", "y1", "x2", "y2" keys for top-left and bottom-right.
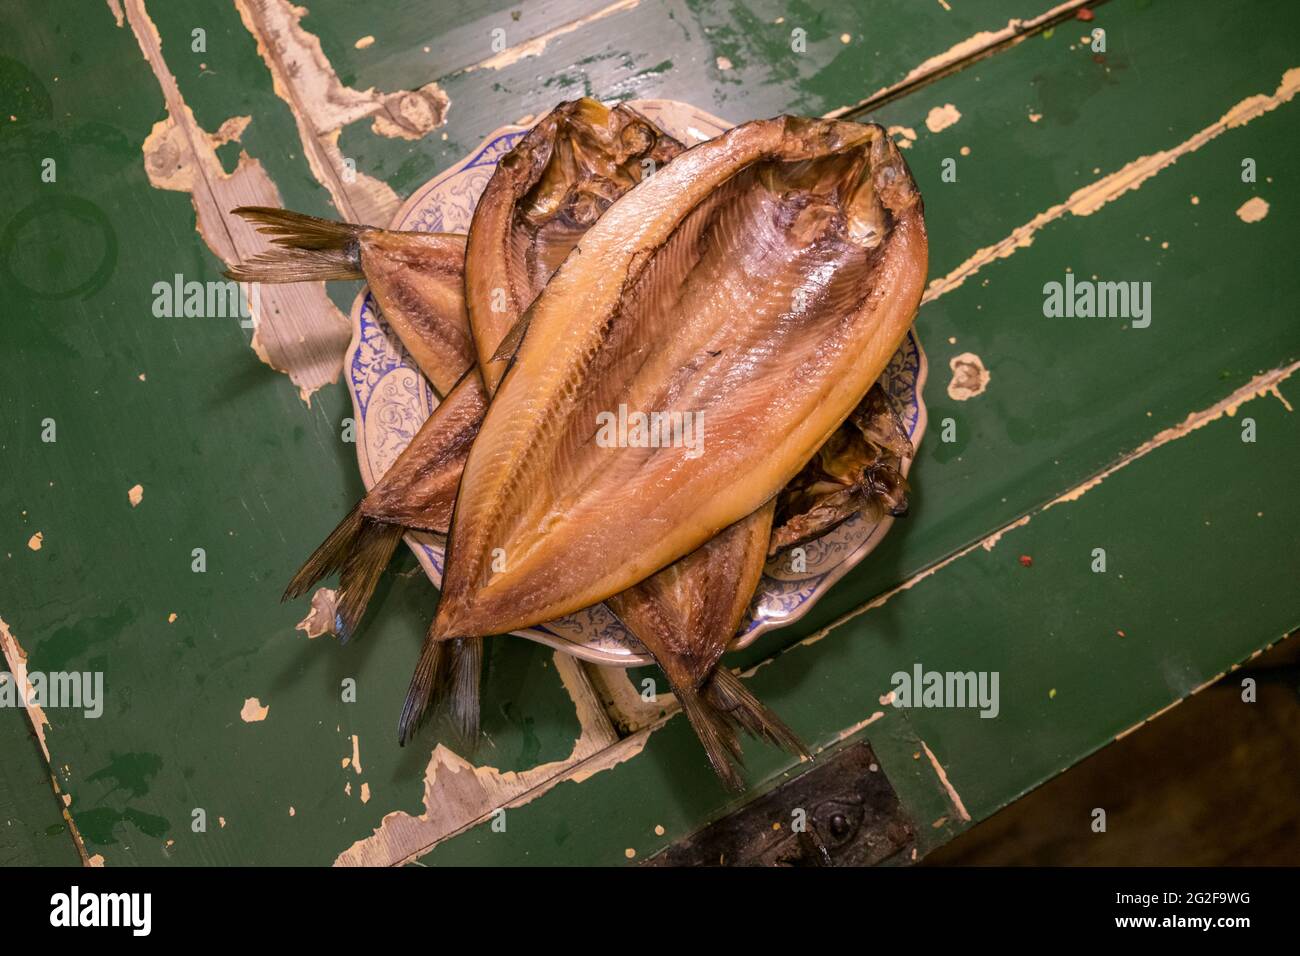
[
  {"x1": 921, "y1": 740, "x2": 971, "y2": 821},
  {"x1": 0, "y1": 617, "x2": 51, "y2": 757},
  {"x1": 462, "y1": 0, "x2": 640, "y2": 73},
  {"x1": 979, "y1": 514, "x2": 1032, "y2": 552},
  {"x1": 1236, "y1": 196, "x2": 1270, "y2": 222},
  {"x1": 822, "y1": 1, "x2": 1092, "y2": 120},
  {"x1": 1114, "y1": 698, "x2": 1184, "y2": 741},
  {"x1": 240, "y1": 697, "x2": 269, "y2": 722},
  {"x1": 0, "y1": 617, "x2": 96, "y2": 865},
  {"x1": 887, "y1": 125, "x2": 917, "y2": 149},
  {"x1": 122, "y1": 0, "x2": 352, "y2": 404},
  {"x1": 335, "y1": 653, "x2": 637, "y2": 865},
  {"x1": 295, "y1": 587, "x2": 338, "y2": 639},
  {"x1": 834, "y1": 711, "x2": 885, "y2": 742},
  {"x1": 582, "y1": 662, "x2": 672, "y2": 734},
  {"x1": 235, "y1": 0, "x2": 447, "y2": 141},
  {"x1": 1047, "y1": 362, "x2": 1297, "y2": 507},
  {"x1": 946, "y1": 351, "x2": 989, "y2": 400},
  {"x1": 784, "y1": 362, "x2": 1298, "y2": 663},
  {"x1": 232, "y1": 0, "x2": 433, "y2": 227},
  {"x1": 127, "y1": 483, "x2": 143, "y2": 507},
  {"x1": 925, "y1": 103, "x2": 961, "y2": 133},
  {"x1": 26, "y1": 532, "x2": 42, "y2": 551},
  {"x1": 924, "y1": 67, "x2": 1300, "y2": 303},
  {"x1": 350, "y1": 734, "x2": 362, "y2": 774}
]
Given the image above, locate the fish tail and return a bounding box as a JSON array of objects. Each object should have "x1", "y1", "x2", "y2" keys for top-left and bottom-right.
[
  {"x1": 397, "y1": 631, "x2": 483, "y2": 748},
  {"x1": 676, "y1": 684, "x2": 747, "y2": 793},
  {"x1": 283, "y1": 504, "x2": 404, "y2": 640},
  {"x1": 397, "y1": 623, "x2": 451, "y2": 746},
  {"x1": 703, "y1": 667, "x2": 811, "y2": 761},
  {"x1": 445, "y1": 638, "x2": 482, "y2": 746},
  {"x1": 283, "y1": 502, "x2": 365, "y2": 602},
  {"x1": 226, "y1": 206, "x2": 366, "y2": 282},
  {"x1": 334, "y1": 520, "x2": 405, "y2": 642}
]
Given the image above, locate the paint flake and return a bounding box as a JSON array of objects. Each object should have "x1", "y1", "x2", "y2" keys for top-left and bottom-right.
[
  {"x1": 1236, "y1": 197, "x2": 1270, "y2": 222},
  {"x1": 947, "y1": 352, "x2": 990, "y2": 400},
  {"x1": 240, "y1": 697, "x2": 269, "y2": 722},
  {"x1": 926, "y1": 103, "x2": 962, "y2": 133}
]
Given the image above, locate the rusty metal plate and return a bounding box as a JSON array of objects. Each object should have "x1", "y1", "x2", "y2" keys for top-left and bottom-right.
[{"x1": 647, "y1": 742, "x2": 915, "y2": 866}]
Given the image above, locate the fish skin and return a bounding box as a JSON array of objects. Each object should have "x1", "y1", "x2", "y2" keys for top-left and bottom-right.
[
  {"x1": 466, "y1": 99, "x2": 685, "y2": 393},
  {"x1": 769, "y1": 384, "x2": 913, "y2": 556},
  {"x1": 358, "y1": 231, "x2": 474, "y2": 397},
  {"x1": 227, "y1": 207, "x2": 473, "y2": 397},
  {"x1": 607, "y1": 501, "x2": 775, "y2": 693},
  {"x1": 397, "y1": 100, "x2": 809, "y2": 766},
  {"x1": 358, "y1": 370, "x2": 487, "y2": 532},
  {"x1": 605, "y1": 500, "x2": 801, "y2": 790},
  {"x1": 363, "y1": 99, "x2": 686, "y2": 535},
  {"x1": 433, "y1": 115, "x2": 928, "y2": 641}
]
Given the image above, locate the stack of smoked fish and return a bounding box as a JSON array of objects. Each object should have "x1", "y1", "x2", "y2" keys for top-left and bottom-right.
[{"x1": 227, "y1": 99, "x2": 927, "y2": 790}]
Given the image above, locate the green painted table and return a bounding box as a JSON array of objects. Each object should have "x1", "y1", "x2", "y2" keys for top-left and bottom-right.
[{"x1": 1, "y1": 0, "x2": 1296, "y2": 866}]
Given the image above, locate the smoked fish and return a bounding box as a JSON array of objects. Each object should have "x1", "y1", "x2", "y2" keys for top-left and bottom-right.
[{"x1": 432, "y1": 115, "x2": 928, "y2": 643}]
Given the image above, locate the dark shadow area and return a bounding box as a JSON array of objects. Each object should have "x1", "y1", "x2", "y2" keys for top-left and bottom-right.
[{"x1": 925, "y1": 633, "x2": 1300, "y2": 865}]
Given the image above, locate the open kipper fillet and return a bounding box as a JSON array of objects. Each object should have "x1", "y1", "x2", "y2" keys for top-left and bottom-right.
[{"x1": 432, "y1": 114, "x2": 927, "y2": 643}]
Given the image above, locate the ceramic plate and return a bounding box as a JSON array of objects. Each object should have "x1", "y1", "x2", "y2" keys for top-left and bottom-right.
[{"x1": 345, "y1": 99, "x2": 928, "y2": 666}]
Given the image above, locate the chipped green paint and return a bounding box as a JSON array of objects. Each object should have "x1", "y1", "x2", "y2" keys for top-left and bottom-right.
[{"x1": 1, "y1": 0, "x2": 1296, "y2": 865}]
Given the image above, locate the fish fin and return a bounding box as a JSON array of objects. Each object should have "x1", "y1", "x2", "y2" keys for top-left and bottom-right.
[
  {"x1": 444, "y1": 638, "x2": 483, "y2": 748},
  {"x1": 489, "y1": 310, "x2": 531, "y2": 365},
  {"x1": 703, "y1": 667, "x2": 811, "y2": 761},
  {"x1": 283, "y1": 504, "x2": 404, "y2": 640},
  {"x1": 225, "y1": 247, "x2": 363, "y2": 283},
  {"x1": 225, "y1": 206, "x2": 365, "y2": 281},
  {"x1": 397, "y1": 633, "x2": 483, "y2": 748},
  {"x1": 283, "y1": 502, "x2": 364, "y2": 602},
  {"x1": 676, "y1": 684, "x2": 747, "y2": 793},
  {"x1": 397, "y1": 623, "x2": 451, "y2": 745},
  {"x1": 334, "y1": 520, "x2": 405, "y2": 642}
]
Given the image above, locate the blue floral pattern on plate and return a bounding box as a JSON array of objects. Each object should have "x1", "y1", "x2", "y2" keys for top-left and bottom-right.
[{"x1": 344, "y1": 101, "x2": 928, "y2": 665}]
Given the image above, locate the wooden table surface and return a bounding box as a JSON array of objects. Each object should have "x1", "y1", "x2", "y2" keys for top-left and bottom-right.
[{"x1": 1, "y1": 0, "x2": 1296, "y2": 866}]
